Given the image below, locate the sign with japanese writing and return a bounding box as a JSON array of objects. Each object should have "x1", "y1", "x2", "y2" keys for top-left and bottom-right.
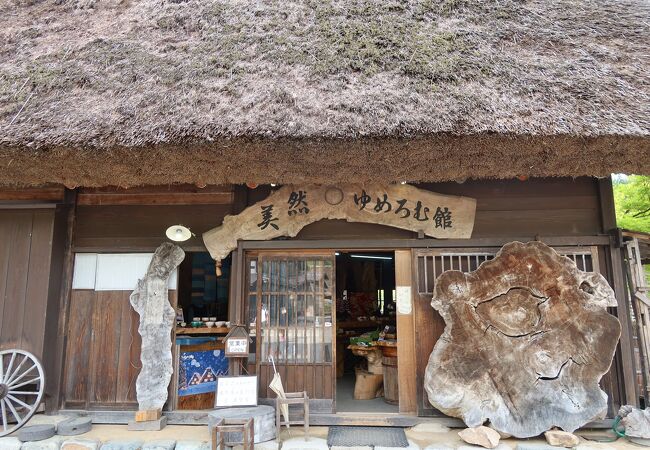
[
  {"x1": 225, "y1": 338, "x2": 249, "y2": 356},
  {"x1": 204, "y1": 184, "x2": 477, "y2": 262},
  {"x1": 215, "y1": 376, "x2": 258, "y2": 407}
]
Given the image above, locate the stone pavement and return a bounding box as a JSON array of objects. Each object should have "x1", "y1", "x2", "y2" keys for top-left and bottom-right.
[{"x1": 0, "y1": 414, "x2": 641, "y2": 450}]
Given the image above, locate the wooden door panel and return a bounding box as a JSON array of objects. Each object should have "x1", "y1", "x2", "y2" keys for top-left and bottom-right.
[
  {"x1": 63, "y1": 290, "x2": 94, "y2": 405},
  {"x1": 250, "y1": 252, "x2": 336, "y2": 411}
]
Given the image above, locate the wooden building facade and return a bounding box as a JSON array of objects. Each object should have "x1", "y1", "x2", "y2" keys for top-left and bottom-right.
[
  {"x1": 0, "y1": 176, "x2": 642, "y2": 424},
  {"x1": 2, "y1": 0, "x2": 649, "y2": 428}
]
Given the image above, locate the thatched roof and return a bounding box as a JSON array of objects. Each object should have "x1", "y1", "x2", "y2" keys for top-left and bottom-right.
[{"x1": 1, "y1": 0, "x2": 649, "y2": 187}]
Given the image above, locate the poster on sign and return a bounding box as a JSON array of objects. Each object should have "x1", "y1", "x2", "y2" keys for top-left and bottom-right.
[{"x1": 215, "y1": 376, "x2": 258, "y2": 407}]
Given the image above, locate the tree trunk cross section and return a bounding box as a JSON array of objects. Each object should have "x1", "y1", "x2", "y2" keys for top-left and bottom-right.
[{"x1": 425, "y1": 241, "x2": 621, "y2": 438}]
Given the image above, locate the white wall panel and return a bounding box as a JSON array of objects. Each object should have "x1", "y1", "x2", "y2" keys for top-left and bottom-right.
[
  {"x1": 72, "y1": 253, "x2": 98, "y2": 289},
  {"x1": 72, "y1": 253, "x2": 178, "y2": 291}
]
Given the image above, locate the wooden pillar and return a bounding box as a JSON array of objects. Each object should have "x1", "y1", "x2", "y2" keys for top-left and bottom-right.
[
  {"x1": 45, "y1": 189, "x2": 77, "y2": 413},
  {"x1": 598, "y1": 178, "x2": 639, "y2": 406},
  {"x1": 395, "y1": 250, "x2": 417, "y2": 414}
]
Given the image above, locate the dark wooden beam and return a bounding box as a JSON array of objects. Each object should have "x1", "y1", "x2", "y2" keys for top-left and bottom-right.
[
  {"x1": 43, "y1": 189, "x2": 77, "y2": 413},
  {"x1": 598, "y1": 178, "x2": 617, "y2": 233},
  {"x1": 607, "y1": 240, "x2": 640, "y2": 406},
  {"x1": 77, "y1": 189, "x2": 233, "y2": 206},
  {"x1": 239, "y1": 236, "x2": 610, "y2": 251},
  {"x1": 0, "y1": 186, "x2": 65, "y2": 202}
]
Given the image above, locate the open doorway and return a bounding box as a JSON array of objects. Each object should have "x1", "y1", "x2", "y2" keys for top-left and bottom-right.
[{"x1": 335, "y1": 251, "x2": 398, "y2": 413}]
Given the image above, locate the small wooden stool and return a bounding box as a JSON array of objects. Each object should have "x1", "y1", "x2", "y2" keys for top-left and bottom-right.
[
  {"x1": 275, "y1": 391, "x2": 309, "y2": 441},
  {"x1": 211, "y1": 417, "x2": 254, "y2": 450}
]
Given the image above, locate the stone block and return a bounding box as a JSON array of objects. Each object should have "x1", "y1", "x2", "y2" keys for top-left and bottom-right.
[
  {"x1": 141, "y1": 441, "x2": 175, "y2": 450},
  {"x1": 458, "y1": 427, "x2": 501, "y2": 449},
  {"x1": 460, "y1": 444, "x2": 512, "y2": 450},
  {"x1": 61, "y1": 438, "x2": 101, "y2": 450},
  {"x1": 280, "y1": 437, "x2": 328, "y2": 449},
  {"x1": 410, "y1": 423, "x2": 451, "y2": 434},
  {"x1": 330, "y1": 446, "x2": 372, "y2": 450},
  {"x1": 517, "y1": 444, "x2": 564, "y2": 450},
  {"x1": 18, "y1": 425, "x2": 57, "y2": 442},
  {"x1": 21, "y1": 436, "x2": 64, "y2": 450},
  {"x1": 545, "y1": 430, "x2": 580, "y2": 448},
  {"x1": 376, "y1": 439, "x2": 421, "y2": 450},
  {"x1": 58, "y1": 418, "x2": 93, "y2": 436},
  {"x1": 0, "y1": 437, "x2": 22, "y2": 450},
  {"x1": 100, "y1": 440, "x2": 144, "y2": 450},
  {"x1": 174, "y1": 441, "x2": 210, "y2": 450},
  {"x1": 229, "y1": 441, "x2": 279, "y2": 450},
  {"x1": 127, "y1": 416, "x2": 167, "y2": 431},
  {"x1": 423, "y1": 446, "x2": 454, "y2": 450}
]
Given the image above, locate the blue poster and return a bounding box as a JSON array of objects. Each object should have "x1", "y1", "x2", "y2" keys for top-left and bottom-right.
[{"x1": 178, "y1": 349, "x2": 228, "y2": 397}]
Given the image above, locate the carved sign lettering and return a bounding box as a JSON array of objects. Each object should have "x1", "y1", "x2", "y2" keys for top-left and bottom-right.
[{"x1": 203, "y1": 184, "x2": 476, "y2": 261}]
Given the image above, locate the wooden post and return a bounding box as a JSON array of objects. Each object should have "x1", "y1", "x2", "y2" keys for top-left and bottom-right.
[
  {"x1": 609, "y1": 240, "x2": 640, "y2": 406},
  {"x1": 599, "y1": 178, "x2": 639, "y2": 406},
  {"x1": 46, "y1": 188, "x2": 77, "y2": 413},
  {"x1": 395, "y1": 250, "x2": 417, "y2": 414}
]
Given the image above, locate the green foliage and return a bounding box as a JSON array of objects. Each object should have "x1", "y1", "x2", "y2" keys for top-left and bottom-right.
[{"x1": 614, "y1": 175, "x2": 650, "y2": 233}]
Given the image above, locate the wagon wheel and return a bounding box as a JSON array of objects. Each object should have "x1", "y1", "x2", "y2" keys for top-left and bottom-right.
[{"x1": 0, "y1": 349, "x2": 45, "y2": 437}]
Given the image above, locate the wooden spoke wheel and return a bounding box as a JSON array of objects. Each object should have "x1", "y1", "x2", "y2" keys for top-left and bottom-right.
[{"x1": 0, "y1": 350, "x2": 45, "y2": 437}]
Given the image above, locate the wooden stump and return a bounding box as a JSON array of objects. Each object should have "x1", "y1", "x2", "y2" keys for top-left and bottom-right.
[
  {"x1": 424, "y1": 241, "x2": 621, "y2": 438},
  {"x1": 382, "y1": 356, "x2": 399, "y2": 405}
]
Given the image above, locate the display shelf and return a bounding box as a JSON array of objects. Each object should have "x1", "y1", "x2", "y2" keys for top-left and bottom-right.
[{"x1": 175, "y1": 327, "x2": 230, "y2": 335}]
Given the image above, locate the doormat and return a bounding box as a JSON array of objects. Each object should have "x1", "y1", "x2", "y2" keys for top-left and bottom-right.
[{"x1": 327, "y1": 426, "x2": 409, "y2": 448}]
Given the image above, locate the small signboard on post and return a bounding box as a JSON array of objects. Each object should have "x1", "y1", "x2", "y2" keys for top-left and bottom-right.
[{"x1": 222, "y1": 325, "x2": 252, "y2": 358}]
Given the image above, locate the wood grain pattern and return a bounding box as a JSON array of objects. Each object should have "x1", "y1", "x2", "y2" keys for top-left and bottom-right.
[
  {"x1": 0, "y1": 210, "x2": 55, "y2": 359},
  {"x1": 395, "y1": 250, "x2": 416, "y2": 413},
  {"x1": 63, "y1": 289, "x2": 181, "y2": 410},
  {"x1": 89, "y1": 291, "x2": 123, "y2": 405},
  {"x1": 74, "y1": 204, "x2": 232, "y2": 250},
  {"x1": 424, "y1": 241, "x2": 621, "y2": 437},
  {"x1": 63, "y1": 290, "x2": 94, "y2": 404},
  {"x1": 0, "y1": 187, "x2": 64, "y2": 202},
  {"x1": 1, "y1": 212, "x2": 32, "y2": 350},
  {"x1": 413, "y1": 251, "x2": 446, "y2": 416}
]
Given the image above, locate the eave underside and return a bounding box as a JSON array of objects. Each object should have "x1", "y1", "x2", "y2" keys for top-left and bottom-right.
[{"x1": 1, "y1": 134, "x2": 648, "y2": 188}]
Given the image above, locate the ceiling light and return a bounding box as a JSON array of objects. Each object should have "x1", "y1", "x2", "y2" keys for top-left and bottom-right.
[
  {"x1": 350, "y1": 254, "x2": 393, "y2": 260},
  {"x1": 165, "y1": 225, "x2": 193, "y2": 242}
]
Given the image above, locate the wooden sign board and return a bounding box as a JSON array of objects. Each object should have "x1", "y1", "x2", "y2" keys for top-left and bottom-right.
[
  {"x1": 215, "y1": 376, "x2": 258, "y2": 407},
  {"x1": 225, "y1": 338, "x2": 249, "y2": 357},
  {"x1": 204, "y1": 184, "x2": 476, "y2": 261},
  {"x1": 222, "y1": 325, "x2": 251, "y2": 357}
]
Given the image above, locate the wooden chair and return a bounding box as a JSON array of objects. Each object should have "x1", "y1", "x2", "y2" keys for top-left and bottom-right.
[
  {"x1": 211, "y1": 417, "x2": 254, "y2": 450},
  {"x1": 275, "y1": 391, "x2": 309, "y2": 441}
]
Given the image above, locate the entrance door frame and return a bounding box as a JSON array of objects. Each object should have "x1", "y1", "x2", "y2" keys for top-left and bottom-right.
[{"x1": 231, "y1": 241, "x2": 421, "y2": 415}]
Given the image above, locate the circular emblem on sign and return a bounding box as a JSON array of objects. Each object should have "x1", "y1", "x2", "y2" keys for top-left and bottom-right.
[{"x1": 325, "y1": 187, "x2": 344, "y2": 205}]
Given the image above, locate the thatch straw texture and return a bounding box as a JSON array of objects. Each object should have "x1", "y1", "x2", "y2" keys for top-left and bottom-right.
[{"x1": 0, "y1": 0, "x2": 648, "y2": 187}]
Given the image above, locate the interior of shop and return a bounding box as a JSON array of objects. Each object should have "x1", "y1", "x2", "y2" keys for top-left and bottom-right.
[
  {"x1": 174, "y1": 253, "x2": 231, "y2": 410},
  {"x1": 335, "y1": 251, "x2": 398, "y2": 413}
]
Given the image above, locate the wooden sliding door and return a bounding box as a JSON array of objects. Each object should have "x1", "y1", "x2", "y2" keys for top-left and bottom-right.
[{"x1": 249, "y1": 252, "x2": 336, "y2": 413}]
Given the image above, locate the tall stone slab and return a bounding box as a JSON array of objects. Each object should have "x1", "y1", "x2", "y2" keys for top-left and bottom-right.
[
  {"x1": 130, "y1": 243, "x2": 185, "y2": 411},
  {"x1": 424, "y1": 241, "x2": 621, "y2": 438}
]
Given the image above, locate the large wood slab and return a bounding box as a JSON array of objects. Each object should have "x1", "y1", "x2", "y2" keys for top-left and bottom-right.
[
  {"x1": 130, "y1": 243, "x2": 185, "y2": 411},
  {"x1": 424, "y1": 241, "x2": 621, "y2": 438}
]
